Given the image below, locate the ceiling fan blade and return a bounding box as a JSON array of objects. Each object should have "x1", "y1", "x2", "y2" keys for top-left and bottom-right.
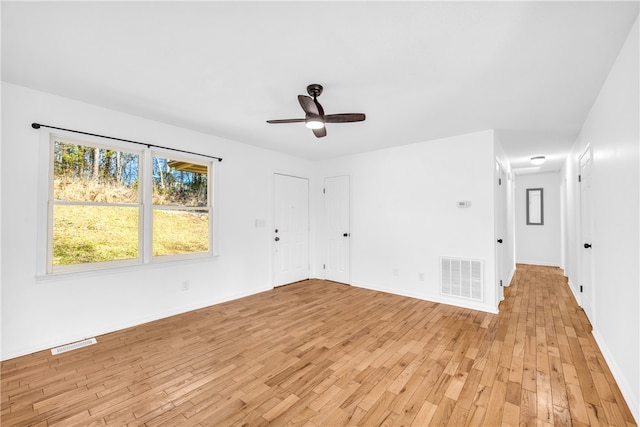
[
  {"x1": 266, "y1": 118, "x2": 305, "y2": 124},
  {"x1": 298, "y1": 95, "x2": 319, "y2": 115},
  {"x1": 313, "y1": 127, "x2": 327, "y2": 138},
  {"x1": 324, "y1": 113, "x2": 366, "y2": 123}
]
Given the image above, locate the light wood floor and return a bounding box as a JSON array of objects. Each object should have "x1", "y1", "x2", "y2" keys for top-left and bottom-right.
[{"x1": 1, "y1": 264, "x2": 635, "y2": 426}]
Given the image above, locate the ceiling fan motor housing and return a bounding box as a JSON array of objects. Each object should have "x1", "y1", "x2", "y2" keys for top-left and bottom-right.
[{"x1": 307, "y1": 84, "x2": 323, "y2": 98}]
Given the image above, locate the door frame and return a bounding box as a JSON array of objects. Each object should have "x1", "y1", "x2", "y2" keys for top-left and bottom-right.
[
  {"x1": 495, "y1": 160, "x2": 507, "y2": 306},
  {"x1": 323, "y1": 174, "x2": 351, "y2": 284},
  {"x1": 272, "y1": 172, "x2": 310, "y2": 287},
  {"x1": 578, "y1": 145, "x2": 594, "y2": 320}
]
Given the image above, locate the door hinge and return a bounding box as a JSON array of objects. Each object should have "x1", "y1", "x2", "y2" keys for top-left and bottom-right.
[
  {"x1": 500, "y1": 280, "x2": 503, "y2": 287},
  {"x1": 323, "y1": 264, "x2": 326, "y2": 269},
  {"x1": 580, "y1": 285, "x2": 583, "y2": 292},
  {"x1": 578, "y1": 175, "x2": 582, "y2": 182},
  {"x1": 323, "y1": 188, "x2": 326, "y2": 194},
  {"x1": 498, "y1": 178, "x2": 502, "y2": 185}
]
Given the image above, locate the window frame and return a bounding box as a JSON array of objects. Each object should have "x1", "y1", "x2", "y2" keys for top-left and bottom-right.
[
  {"x1": 149, "y1": 148, "x2": 215, "y2": 262},
  {"x1": 48, "y1": 135, "x2": 144, "y2": 273},
  {"x1": 41, "y1": 131, "x2": 217, "y2": 276}
]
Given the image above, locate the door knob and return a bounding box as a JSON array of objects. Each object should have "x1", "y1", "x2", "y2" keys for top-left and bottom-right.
[
  {"x1": 343, "y1": 233, "x2": 349, "y2": 237},
  {"x1": 275, "y1": 237, "x2": 280, "y2": 242},
  {"x1": 497, "y1": 239, "x2": 503, "y2": 243},
  {"x1": 584, "y1": 243, "x2": 592, "y2": 248}
]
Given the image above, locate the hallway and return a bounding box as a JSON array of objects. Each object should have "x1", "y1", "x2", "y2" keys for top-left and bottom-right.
[{"x1": 499, "y1": 264, "x2": 634, "y2": 426}]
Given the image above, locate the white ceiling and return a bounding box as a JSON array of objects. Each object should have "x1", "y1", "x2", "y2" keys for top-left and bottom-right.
[{"x1": 2, "y1": 1, "x2": 638, "y2": 172}]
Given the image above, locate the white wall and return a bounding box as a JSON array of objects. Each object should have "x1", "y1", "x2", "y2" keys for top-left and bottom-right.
[
  {"x1": 1, "y1": 82, "x2": 506, "y2": 359},
  {"x1": 514, "y1": 172, "x2": 562, "y2": 266},
  {"x1": 562, "y1": 16, "x2": 639, "y2": 422},
  {"x1": 1, "y1": 82, "x2": 320, "y2": 360},
  {"x1": 319, "y1": 130, "x2": 499, "y2": 314}
]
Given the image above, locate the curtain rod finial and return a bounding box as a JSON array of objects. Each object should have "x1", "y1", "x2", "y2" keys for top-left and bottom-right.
[{"x1": 31, "y1": 123, "x2": 41, "y2": 129}]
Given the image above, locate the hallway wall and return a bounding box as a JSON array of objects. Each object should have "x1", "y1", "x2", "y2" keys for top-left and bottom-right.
[
  {"x1": 514, "y1": 172, "x2": 562, "y2": 266},
  {"x1": 562, "y1": 16, "x2": 639, "y2": 422}
]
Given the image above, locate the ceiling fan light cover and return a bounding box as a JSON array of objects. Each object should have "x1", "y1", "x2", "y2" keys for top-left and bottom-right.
[{"x1": 305, "y1": 118, "x2": 325, "y2": 129}]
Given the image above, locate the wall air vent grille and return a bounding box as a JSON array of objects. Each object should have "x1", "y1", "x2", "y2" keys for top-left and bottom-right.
[
  {"x1": 440, "y1": 257, "x2": 483, "y2": 301},
  {"x1": 51, "y1": 338, "x2": 97, "y2": 355}
]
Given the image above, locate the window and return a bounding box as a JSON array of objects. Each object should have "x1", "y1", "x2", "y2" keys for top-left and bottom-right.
[
  {"x1": 152, "y1": 155, "x2": 211, "y2": 258},
  {"x1": 48, "y1": 135, "x2": 214, "y2": 273}
]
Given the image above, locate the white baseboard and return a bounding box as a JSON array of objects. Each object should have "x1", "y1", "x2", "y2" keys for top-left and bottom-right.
[
  {"x1": 516, "y1": 259, "x2": 561, "y2": 267},
  {"x1": 351, "y1": 282, "x2": 498, "y2": 314},
  {"x1": 1, "y1": 284, "x2": 272, "y2": 361},
  {"x1": 505, "y1": 265, "x2": 516, "y2": 287},
  {"x1": 592, "y1": 328, "x2": 639, "y2": 424},
  {"x1": 567, "y1": 278, "x2": 582, "y2": 306}
]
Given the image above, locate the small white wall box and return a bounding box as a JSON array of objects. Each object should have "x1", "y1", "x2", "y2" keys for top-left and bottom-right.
[{"x1": 457, "y1": 201, "x2": 472, "y2": 208}]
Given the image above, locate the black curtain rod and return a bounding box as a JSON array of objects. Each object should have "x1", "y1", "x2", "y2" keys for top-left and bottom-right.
[{"x1": 31, "y1": 123, "x2": 223, "y2": 162}]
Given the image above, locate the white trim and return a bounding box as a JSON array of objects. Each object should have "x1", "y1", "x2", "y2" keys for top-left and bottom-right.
[
  {"x1": 210, "y1": 160, "x2": 220, "y2": 257},
  {"x1": 52, "y1": 200, "x2": 140, "y2": 208},
  {"x1": 152, "y1": 250, "x2": 212, "y2": 263},
  {"x1": 515, "y1": 259, "x2": 561, "y2": 267},
  {"x1": 1, "y1": 284, "x2": 269, "y2": 361},
  {"x1": 141, "y1": 147, "x2": 152, "y2": 263},
  {"x1": 35, "y1": 253, "x2": 219, "y2": 282},
  {"x1": 351, "y1": 281, "x2": 499, "y2": 314},
  {"x1": 36, "y1": 129, "x2": 51, "y2": 276},
  {"x1": 504, "y1": 265, "x2": 516, "y2": 287},
  {"x1": 592, "y1": 329, "x2": 639, "y2": 424},
  {"x1": 567, "y1": 278, "x2": 582, "y2": 306},
  {"x1": 322, "y1": 174, "x2": 352, "y2": 285},
  {"x1": 150, "y1": 149, "x2": 214, "y2": 258},
  {"x1": 272, "y1": 172, "x2": 311, "y2": 287},
  {"x1": 577, "y1": 143, "x2": 595, "y2": 322},
  {"x1": 152, "y1": 204, "x2": 208, "y2": 212},
  {"x1": 495, "y1": 159, "x2": 507, "y2": 304}
]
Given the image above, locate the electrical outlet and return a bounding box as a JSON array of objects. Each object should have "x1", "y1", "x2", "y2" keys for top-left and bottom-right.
[
  {"x1": 418, "y1": 272, "x2": 425, "y2": 282},
  {"x1": 393, "y1": 268, "x2": 399, "y2": 277},
  {"x1": 181, "y1": 281, "x2": 190, "y2": 291}
]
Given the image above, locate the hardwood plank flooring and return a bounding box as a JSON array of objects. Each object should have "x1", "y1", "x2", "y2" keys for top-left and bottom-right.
[{"x1": 1, "y1": 264, "x2": 635, "y2": 426}]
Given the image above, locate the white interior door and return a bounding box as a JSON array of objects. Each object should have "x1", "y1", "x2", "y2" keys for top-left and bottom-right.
[
  {"x1": 579, "y1": 148, "x2": 594, "y2": 321},
  {"x1": 495, "y1": 162, "x2": 507, "y2": 304},
  {"x1": 324, "y1": 175, "x2": 350, "y2": 284},
  {"x1": 273, "y1": 174, "x2": 309, "y2": 287}
]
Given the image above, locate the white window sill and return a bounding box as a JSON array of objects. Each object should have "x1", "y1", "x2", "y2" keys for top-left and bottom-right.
[{"x1": 36, "y1": 253, "x2": 219, "y2": 283}]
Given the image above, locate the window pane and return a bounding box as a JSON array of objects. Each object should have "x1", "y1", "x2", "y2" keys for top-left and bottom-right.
[
  {"x1": 53, "y1": 140, "x2": 139, "y2": 203},
  {"x1": 153, "y1": 209, "x2": 209, "y2": 256},
  {"x1": 152, "y1": 157, "x2": 208, "y2": 207},
  {"x1": 53, "y1": 205, "x2": 139, "y2": 266}
]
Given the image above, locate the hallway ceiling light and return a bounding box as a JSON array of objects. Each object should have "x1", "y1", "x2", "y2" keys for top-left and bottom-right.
[{"x1": 530, "y1": 156, "x2": 546, "y2": 165}]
